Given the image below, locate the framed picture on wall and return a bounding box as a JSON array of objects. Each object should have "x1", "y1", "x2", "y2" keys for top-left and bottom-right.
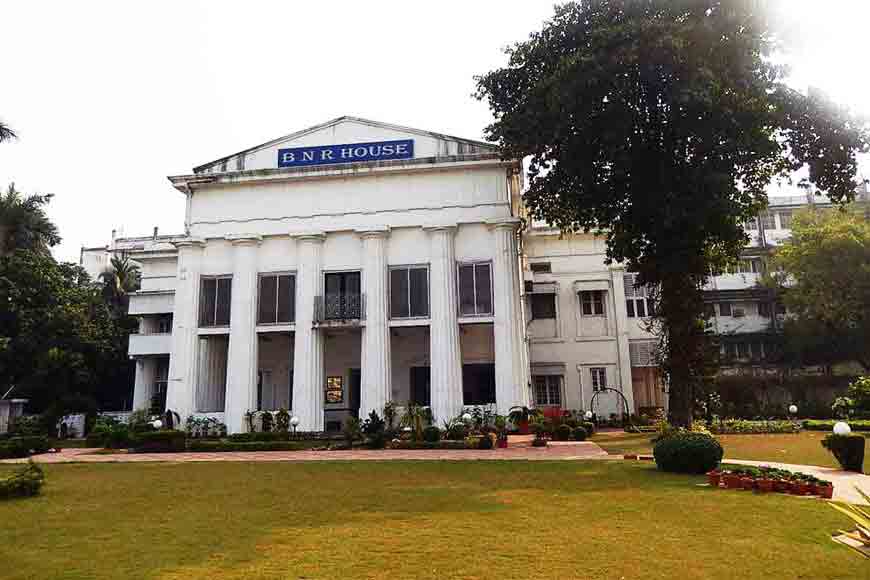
[{"x1": 325, "y1": 376, "x2": 343, "y2": 404}]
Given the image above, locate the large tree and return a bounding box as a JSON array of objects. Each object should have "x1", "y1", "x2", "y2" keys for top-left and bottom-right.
[
  {"x1": 769, "y1": 206, "x2": 870, "y2": 372},
  {"x1": 476, "y1": 0, "x2": 867, "y2": 424},
  {"x1": 0, "y1": 183, "x2": 61, "y2": 257},
  {"x1": 0, "y1": 120, "x2": 15, "y2": 143},
  {"x1": 99, "y1": 253, "x2": 141, "y2": 315}
]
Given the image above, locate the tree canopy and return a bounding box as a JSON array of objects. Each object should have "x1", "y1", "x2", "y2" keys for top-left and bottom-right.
[
  {"x1": 0, "y1": 183, "x2": 61, "y2": 257},
  {"x1": 769, "y1": 206, "x2": 870, "y2": 372},
  {"x1": 475, "y1": 0, "x2": 867, "y2": 424}
]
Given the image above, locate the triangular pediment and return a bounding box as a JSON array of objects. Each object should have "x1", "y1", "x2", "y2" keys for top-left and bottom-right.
[{"x1": 193, "y1": 116, "x2": 498, "y2": 174}]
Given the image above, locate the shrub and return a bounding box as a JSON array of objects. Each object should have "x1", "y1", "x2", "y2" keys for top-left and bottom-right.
[
  {"x1": 445, "y1": 422, "x2": 468, "y2": 441},
  {"x1": 582, "y1": 421, "x2": 595, "y2": 436},
  {"x1": 422, "y1": 425, "x2": 441, "y2": 443},
  {"x1": 572, "y1": 426, "x2": 588, "y2": 441},
  {"x1": 362, "y1": 410, "x2": 387, "y2": 449},
  {"x1": 389, "y1": 440, "x2": 467, "y2": 450},
  {"x1": 653, "y1": 432, "x2": 724, "y2": 474},
  {"x1": 803, "y1": 419, "x2": 870, "y2": 432},
  {"x1": 705, "y1": 419, "x2": 801, "y2": 435},
  {"x1": 555, "y1": 424, "x2": 573, "y2": 441},
  {"x1": 478, "y1": 433, "x2": 496, "y2": 449},
  {"x1": 0, "y1": 460, "x2": 45, "y2": 500},
  {"x1": 186, "y1": 440, "x2": 315, "y2": 452},
  {"x1": 9, "y1": 415, "x2": 45, "y2": 437},
  {"x1": 821, "y1": 434, "x2": 865, "y2": 472},
  {"x1": 275, "y1": 408, "x2": 290, "y2": 433},
  {"x1": 531, "y1": 437, "x2": 548, "y2": 447},
  {"x1": 260, "y1": 411, "x2": 274, "y2": 433},
  {"x1": 342, "y1": 417, "x2": 361, "y2": 444},
  {"x1": 130, "y1": 430, "x2": 186, "y2": 453},
  {"x1": 0, "y1": 436, "x2": 51, "y2": 459}
]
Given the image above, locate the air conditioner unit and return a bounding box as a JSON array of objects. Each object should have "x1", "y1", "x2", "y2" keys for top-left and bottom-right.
[{"x1": 733, "y1": 308, "x2": 746, "y2": 318}]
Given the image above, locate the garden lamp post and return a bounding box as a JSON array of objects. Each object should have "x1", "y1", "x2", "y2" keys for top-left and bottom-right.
[
  {"x1": 290, "y1": 415, "x2": 300, "y2": 435},
  {"x1": 833, "y1": 421, "x2": 851, "y2": 436},
  {"x1": 462, "y1": 412, "x2": 472, "y2": 424},
  {"x1": 584, "y1": 410, "x2": 593, "y2": 421},
  {"x1": 788, "y1": 404, "x2": 798, "y2": 416},
  {"x1": 151, "y1": 419, "x2": 163, "y2": 430}
]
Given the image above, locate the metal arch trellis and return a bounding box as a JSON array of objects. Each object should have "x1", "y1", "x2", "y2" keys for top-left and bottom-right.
[{"x1": 589, "y1": 387, "x2": 638, "y2": 432}]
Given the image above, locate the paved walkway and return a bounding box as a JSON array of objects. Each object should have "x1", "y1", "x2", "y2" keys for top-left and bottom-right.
[
  {"x1": 723, "y1": 458, "x2": 870, "y2": 504},
  {"x1": 3, "y1": 441, "x2": 612, "y2": 464}
]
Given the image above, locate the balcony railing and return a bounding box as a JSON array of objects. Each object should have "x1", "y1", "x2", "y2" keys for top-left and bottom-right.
[{"x1": 315, "y1": 293, "x2": 365, "y2": 323}]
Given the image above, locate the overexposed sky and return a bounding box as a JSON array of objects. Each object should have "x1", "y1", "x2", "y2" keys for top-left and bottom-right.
[{"x1": 2, "y1": 0, "x2": 868, "y2": 263}]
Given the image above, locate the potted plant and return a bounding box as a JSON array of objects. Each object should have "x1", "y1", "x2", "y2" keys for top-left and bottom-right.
[
  {"x1": 756, "y1": 476, "x2": 774, "y2": 493},
  {"x1": 508, "y1": 406, "x2": 540, "y2": 435},
  {"x1": 814, "y1": 479, "x2": 834, "y2": 499},
  {"x1": 722, "y1": 470, "x2": 742, "y2": 489},
  {"x1": 740, "y1": 474, "x2": 755, "y2": 491},
  {"x1": 494, "y1": 416, "x2": 509, "y2": 449}
]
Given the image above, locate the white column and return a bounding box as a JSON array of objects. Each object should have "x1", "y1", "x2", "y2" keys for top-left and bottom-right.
[
  {"x1": 132, "y1": 358, "x2": 154, "y2": 411},
  {"x1": 610, "y1": 267, "x2": 636, "y2": 415},
  {"x1": 358, "y1": 227, "x2": 391, "y2": 419},
  {"x1": 224, "y1": 235, "x2": 261, "y2": 433},
  {"x1": 165, "y1": 238, "x2": 205, "y2": 420},
  {"x1": 292, "y1": 233, "x2": 325, "y2": 431},
  {"x1": 425, "y1": 225, "x2": 463, "y2": 423},
  {"x1": 489, "y1": 218, "x2": 531, "y2": 414}
]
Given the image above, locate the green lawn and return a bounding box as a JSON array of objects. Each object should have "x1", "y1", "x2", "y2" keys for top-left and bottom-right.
[
  {"x1": 0, "y1": 461, "x2": 865, "y2": 579},
  {"x1": 591, "y1": 430, "x2": 869, "y2": 470}
]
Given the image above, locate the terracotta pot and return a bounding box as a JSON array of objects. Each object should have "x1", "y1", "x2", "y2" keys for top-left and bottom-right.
[
  {"x1": 790, "y1": 481, "x2": 805, "y2": 495},
  {"x1": 707, "y1": 471, "x2": 721, "y2": 487},
  {"x1": 798, "y1": 482, "x2": 813, "y2": 495},
  {"x1": 497, "y1": 438, "x2": 508, "y2": 449},
  {"x1": 816, "y1": 484, "x2": 834, "y2": 499},
  {"x1": 740, "y1": 477, "x2": 755, "y2": 491},
  {"x1": 774, "y1": 479, "x2": 790, "y2": 493},
  {"x1": 518, "y1": 420, "x2": 529, "y2": 435},
  {"x1": 757, "y1": 479, "x2": 774, "y2": 493},
  {"x1": 723, "y1": 474, "x2": 742, "y2": 489}
]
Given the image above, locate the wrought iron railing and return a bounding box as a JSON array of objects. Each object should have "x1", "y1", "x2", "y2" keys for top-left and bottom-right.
[{"x1": 314, "y1": 293, "x2": 365, "y2": 322}]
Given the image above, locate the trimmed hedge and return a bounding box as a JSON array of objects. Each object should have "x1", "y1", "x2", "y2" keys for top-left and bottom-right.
[
  {"x1": 227, "y1": 431, "x2": 337, "y2": 442},
  {"x1": 422, "y1": 425, "x2": 441, "y2": 443},
  {"x1": 389, "y1": 440, "x2": 469, "y2": 450},
  {"x1": 555, "y1": 424, "x2": 573, "y2": 441},
  {"x1": 803, "y1": 419, "x2": 870, "y2": 432},
  {"x1": 187, "y1": 440, "x2": 317, "y2": 452},
  {"x1": 130, "y1": 430, "x2": 186, "y2": 453},
  {"x1": 572, "y1": 426, "x2": 588, "y2": 441},
  {"x1": 0, "y1": 436, "x2": 50, "y2": 459},
  {"x1": 653, "y1": 432, "x2": 723, "y2": 474},
  {"x1": 0, "y1": 460, "x2": 45, "y2": 500},
  {"x1": 822, "y1": 434, "x2": 865, "y2": 472},
  {"x1": 705, "y1": 419, "x2": 801, "y2": 435}
]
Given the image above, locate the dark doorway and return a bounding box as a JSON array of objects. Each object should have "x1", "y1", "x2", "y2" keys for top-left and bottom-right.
[
  {"x1": 349, "y1": 368, "x2": 361, "y2": 418},
  {"x1": 410, "y1": 366, "x2": 431, "y2": 406},
  {"x1": 462, "y1": 363, "x2": 496, "y2": 405}
]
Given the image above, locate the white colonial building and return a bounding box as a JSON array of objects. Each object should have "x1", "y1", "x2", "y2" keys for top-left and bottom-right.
[{"x1": 83, "y1": 117, "x2": 662, "y2": 433}]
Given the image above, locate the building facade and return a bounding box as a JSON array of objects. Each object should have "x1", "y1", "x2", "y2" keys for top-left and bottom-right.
[{"x1": 84, "y1": 117, "x2": 662, "y2": 433}]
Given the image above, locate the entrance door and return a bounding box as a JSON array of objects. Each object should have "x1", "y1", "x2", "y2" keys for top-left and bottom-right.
[
  {"x1": 410, "y1": 366, "x2": 431, "y2": 406},
  {"x1": 324, "y1": 272, "x2": 362, "y2": 319},
  {"x1": 349, "y1": 368, "x2": 361, "y2": 418}
]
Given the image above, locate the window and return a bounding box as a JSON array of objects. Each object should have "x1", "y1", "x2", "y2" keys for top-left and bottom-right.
[
  {"x1": 629, "y1": 341, "x2": 657, "y2": 367},
  {"x1": 199, "y1": 276, "x2": 232, "y2": 327},
  {"x1": 580, "y1": 290, "x2": 605, "y2": 316},
  {"x1": 590, "y1": 367, "x2": 607, "y2": 391},
  {"x1": 624, "y1": 274, "x2": 652, "y2": 318},
  {"x1": 530, "y1": 262, "x2": 552, "y2": 273},
  {"x1": 390, "y1": 266, "x2": 429, "y2": 318},
  {"x1": 325, "y1": 376, "x2": 343, "y2": 404},
  {"x1": 410, "y1": 367, "x2": 431, "y2": 406},
  {"x1": 462, "y1": 363, "x2": 496, "y2": 405},
  {"x1": 533, "y1": 375, "x2": 562, "y2": 406},
  {"x1": 323, "y1": 271, "x2": 362, "y2": 320},
  {"x1": 758, "y1": 301, "x2": 771, "y2": 317},
  {"x1": 530, "y1": 293, "x2": 556, "y2": 319},
  {"x1": 258, "y1": 274, "x2": 295, "y2": 324},
  {"x1": 737, "y1": 259, "x2": 762, "y2": 274},
  {"x1": 157, "y1": 314, "x2": 173, "y2": 334},
  {"x1": 458, "y1": 262, "x2": 493, "y2": 316},
  {"x1": 744, "y1": 218, "x2": 758, "y2": 231},
  {"x1": 718, "y1": 302, "x2": 732, "y2": 317},
  {"x1": 760, "y1": 212, "x2": 776, "y2": 230},
  {"x1": 778, "y1": 210, "x2": 793, "y2": 229}
]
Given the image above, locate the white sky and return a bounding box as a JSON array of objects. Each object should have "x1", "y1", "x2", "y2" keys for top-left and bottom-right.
[{"x1": 2, "y1": 0, "x2": 868, "y2": 263}]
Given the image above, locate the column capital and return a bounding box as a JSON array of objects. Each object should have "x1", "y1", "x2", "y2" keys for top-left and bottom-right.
[
  {"x1": 486, "y1": 217, "x2": 522, "y2": 231},
  {"x1": 292, "y1": 231, "x2": 327, "y2": 244},
  {"x1": 225, "y1": 234, "x2": 262, "y2": 247},
  {"x1": 356, "y1": 226, "x2": 391, "y2": 239},
  {"x1": 173, "y1": 237, "x2": 206, "y2": 250},
  {"x1": 423, "y1": 224, "x2": 457, "y2": 235}
]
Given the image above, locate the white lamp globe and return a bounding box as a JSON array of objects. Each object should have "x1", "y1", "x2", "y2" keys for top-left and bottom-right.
[
  {"x1": 462, "y1": 413, "x2": 472, "y2": 422},
  {"x1": 289, "y1": 416, "x2": 300, "y2": 427},
  {"x1": 584, "y1": 410, "x2": 593, "y2": 420},
  {"x1": 833, "y1": 421, "x2": 851, "y2": 436},
  {"x1": 151, "y1": 419, "x2": 163, "y2": 430},
  {"x1": 788, "y1": 404, "x2": 798, "y2": 415}
]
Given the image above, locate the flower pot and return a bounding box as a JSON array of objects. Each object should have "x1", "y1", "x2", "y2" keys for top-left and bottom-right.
[
  {"x1": 774, "y1": 479, "x2": 790, "y2": 493},
  {"x1": 740, "y1": 477, "x2": 755, "y2": 491},
  {"x1": 815, "y1": 484, "x2": 834, "y2": 499},
  {"x1": 497, "y1": 438, "x2": 508, "y2": 449},
  {"x1": 757, "y1": 479, "x2": 774, "y2": 493},
  {"x1": 518, "y1": 420, "x2": 530, "y2": 435},
  {"x1": 797, "y1": 482, "x2": 813, "y2": 496},
  {"x1": 707, "y1": 471, "x2": 721, "y2": 487},
  {"x1": 723, "y1": 474, "x2": 742, "y2": 489}
]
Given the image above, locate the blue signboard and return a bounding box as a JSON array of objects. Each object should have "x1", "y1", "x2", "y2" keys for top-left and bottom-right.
[{"x1": 277, "y1": 139, "x2": 414, "y2": 168}]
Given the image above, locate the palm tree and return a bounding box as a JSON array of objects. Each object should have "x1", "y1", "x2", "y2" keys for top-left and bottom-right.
[
  {"x1": 99, "y1": 253, "x2": 141, "y2": 312},
  {"x1": 0, "y1": 120, "x2": 16, "y2": 143},
  {"x1": 0, "y1": 183, "x2": 61, "y2": 257}
]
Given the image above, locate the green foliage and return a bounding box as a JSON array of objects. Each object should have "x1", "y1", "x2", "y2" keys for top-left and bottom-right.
[
  {"x1": 443, "y1": 419, "x2": 468, "y2": 441},
  {"x1": 259, "y1": 411, "x2": 274, "y2": 433},
  {"x1": 401, "y1": 404, "x2": 432, "y2": 441},
  {"x1": 0, "y1": 460, "x2": 44, "y2": 500},
  {"x1": 186, "y1": 440, "x2": 317, "y2": 453},
  {"x1": 847, "y1": 376, "x2": 870, "y2": 415},
  {"x1": 822, "y1": 434, "x2": 866, "y2": 472},
  {"x1": 582, "y1": 421, "x2": 595, "y2": 436},
  {"x1": 88, "y1": 418, "x2": 132, "y2": 448},
  {"x1": 768, "y1": 210, "x2": 870, "y2": 371},
  {"x1": 422, "y1": 425, "x2": 441, "y2": 443},
  {"x1": 184, "y1": 415, "x2": 227, "y2": 438},
  {"x1": 653, "y1": 432, "x2": 724, "y2": 474},
  {"x1": 0, "y1": 183, "x2": 60, "y2": 256},
  {"x1": 362, "y1": 410, "x2": 387, "y2": 449},
  {"x1": 475, "y1": 1, "x2": 867, "y2": 426},
  {"x1": 342, "y1": 417, "x2": 361, "y2": 444},
  {"x1": 275, "y1": 408, "x2": 290, "y2": 433},
  {"x1": 555, "y1": 424, "x2": 573, "y2": 441},
  {"x1": 704, "y1": 419, "x2": 801, "y2": 435},
  {"x1": 803, "y1": 420, "x2": 870, "y2": 432},
  {"x1": 130, "y1": 430, "x2": 186, "y2": 453},
  {"x1": 507, "y1": 406, "x2": 540, "y2": 425},
  {"x1": 0, "y1": 436, "x2": 50, "y2": 459},
  {"x1": 8, "y1": 415, "x2": 46, "y2": 436},
  {"x1": 572, "y1": 426, "x2": 588, "y2": 441}
]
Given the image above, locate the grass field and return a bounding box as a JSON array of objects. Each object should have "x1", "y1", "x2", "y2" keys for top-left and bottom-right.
[
  {"x1": 0, "y1": 460, "x2": 865, "y2": 579},
  {"x1": 591, "y1": 430, "x2": 869, "y2": 470}
]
